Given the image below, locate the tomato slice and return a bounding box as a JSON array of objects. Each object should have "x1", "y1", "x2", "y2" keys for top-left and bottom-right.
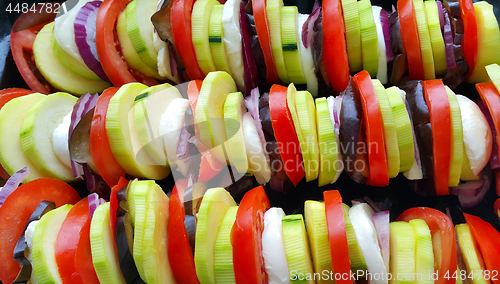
[
  {"x1": 96, "y1": 0, "x2": 158, "y2": 86},
  {"x1": 187, "y1": 80, "x2": 203, "y2": 110},
  {"x1": 90, "y1": 87, "x2": 127, "y2": 188},
  {"x1": 0, "y1": 178, "x2": 80, "y2": 284},
  {"x1": 397, "y1": 207, "x2": 457, "y2": 284},
  {"x1": 171, "y1": 0, "x2": 205, "y2": 80},
  {"x1": 495, "y1": 198, "x2": 500, "y2": 220},
  {"x1": 198, "y1": 150, "x2": 226, "y2": 182},
  {"x1": 464, "y1": 213, "x2": 500, "y2": 284},
  {"x1": 0, "y1": 88, "x2": 34, "y2": 108},
  {"x1": 269, "y1": 84, "x2": 305, "y2": 185},
  {"x1": 0, "y1": 88, "x2": 34, "y2": 179},
  {"x1": 252, "y1": 0, "x2": 280, "y2": 84},
  {"x1": 168, "y1": 180, "x2": 201, "y2": 284},
  {"x1": 324, "y1": 190, "x2": 353, "y2": 284},
  {"x1": 422, "y1": 79, "x2": 451, "y2": 195},
  {"x1": 56, "y1": 197, "x2": 99, "y2": 284},
  {"x1": 10, "y1": 4, "x2": 58, "y2": 94},
  {"x1": 459, "y1": 0, "x2": 477, "y2": 80},
  {"x1": 397, "y1": 0, "x2": 425, "y2": 80},
  {"x1": 232, "y1": 185, "x2": 270, "y2": 284},
  {"x1": 109, "y1": 177, "x2": 129, "y2": 235},
  {"x1": 352, "y1": 70, "x2": 389, "y2": 187},
  {"x1": 322, "y1": 0, "x2": 350, "y2": 94},
  {"x1": 476, "y1": 82, "x2": 500, "y2": 172}
]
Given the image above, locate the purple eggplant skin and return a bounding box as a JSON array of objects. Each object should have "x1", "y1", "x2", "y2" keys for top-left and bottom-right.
[
  {"x1": 339, "y1": 81, "x2": 370, "y2": 184},
  {"x1": 13, "y1": 201, "x2": 55, "y2": 284},
  {"x1": 442, "y1": 0, "x2": 469, "y2": 89},
  {"x1": 259, "y1": 93, "x2": 294, "y2": 191},
  {"x1": 115, "y1": 185, "x2": 145, "y2": 284},
  {"x1": 389, "y1": 12, "x2": 408, "y2": 85},
  {"x1": 312, "y1": 14, "x2": 334, "y2": 97},
  {"x1": 184, "y1": 215, "x2": 196, "y2": 255},
  {"x1": 400, "y1": 80, "x2": 436, "y2": 196}
]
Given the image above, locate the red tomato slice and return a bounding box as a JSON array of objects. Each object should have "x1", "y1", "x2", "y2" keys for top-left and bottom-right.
[
  {"x1": 252, "y1": 0, "x2": 280, "y2": 84},
  {"x1": 269, "y1": 84, "x2": 305, "y2": 185},
  {"x1": 422, "y1": 79, "x2": 451, "y2": 195},
  {"x1": 0, "y1": 88, "x2": 34, "y2": 108},
  {"x1": 494, "y1": 198, "x2": 500, "y2": 220},
  {"x1": 0, "y1": 178, "x2": 80, "y2": 284},
  {"x1": 0, "y1": 88, "x2": 34, "y2": 179},
  {"x1": 464, "y1": 213, "x2": 500, "y2": 284},
  {"x1": 324, "y1": 190, "x2": 353, "y2": 284},
  {"x1": 187, "y1": 80, "x2": 203, "y2": 110},
  {"x1": 109, "y1": 177, "x2": 129, "y2": 235},
  {"x1": 168, "y1": 180, "x2": 201, "y2": 284},
  {"x1": 96, "y1": 0, "x2": 158, "y2": 87},
  {"x1": 56, "y1": 197, "x2": 99, "y2": 284},
  {"x1": 232, "y1": 185, "x2": 270, "y2": 284},
  {"x1": 171, "y1": 0, "x2": 205, "y2": 80},
  {"x1": 476, "y1": 82, "x2": 500, "y2": 173},
  {"x1": 90, "y1": 87, "x2": 127, "y2": 188},
  {"x1": 322, "y1": 0, "x2": 350, "y2": 93},
  {"x1": 198, "y1": 150, "x2": 226, "y2": 182},
  {"x1": 10, "y1": 4, "x2": 58, "y2": 94},
  {"x1": 459, "y1": 0, "x2": 477, "y2": 80},
  {"x1": 397, "y1": 207, "x2": 457, "y2": 284},
  {"x1": 397, "y1": 0, "x2": 425, "y2": 80},
  {"x1": 352, "y1": 70, "x2": 389, "y2": 187}
]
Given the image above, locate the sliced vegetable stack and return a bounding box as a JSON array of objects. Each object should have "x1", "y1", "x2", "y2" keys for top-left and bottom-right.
[
  {"x1": 1, "y1": 175, "x2": 499, "y2": 284},
  {"x1": 10, "y1": 0, "x2": 500, "y2": 97},
  {"x1": 0, "y1": 68, "x2": 496, "y2": 207}
]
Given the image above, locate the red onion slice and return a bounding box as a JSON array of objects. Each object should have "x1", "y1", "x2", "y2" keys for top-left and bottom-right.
[
  {"x1": 244, "y1": 87, "x2": 267, "y2": 151},
  {"x1": 332, "y1": 95, "x2": 342, "y2": 129},
  {"x1": 74, "y1": 1, "x2": 110, "y2": 83},
  {"x1": 240, "y1": 2, "x2": 259, "y2": 96},
  {"x1": 372, "y1": 210, "x2": 390, "y2": 271},
  {"x1": 301, "y1": 0, "x2": 320, "y2": 48},
  {"x1": 458, "y1": 168, "x2": 492, "y2": 209},
  {"x1": 437, "y1": 1, "x2": 444, "y2": 33},
  {"x1": 176, "y1": 125, "x2": 191, "y2": 160},
  {"x1": 442, "y1": 6, "x2": 457, "y2": 69},
  {"x1": 88, "y1": 192, "x2": 106, "y2": 219},
  {"x1": 69, "y1": 92, "x2": 99, "y2": 178},
  {"x1": 0, "y1": 167, "x2": 29, "y2": 208},
  {"x1": 450, "y1": 179, "x2": 485, "y2": 197},
  {"x1": 380, "y1": 9, "x2": 394, "y2": 62}
]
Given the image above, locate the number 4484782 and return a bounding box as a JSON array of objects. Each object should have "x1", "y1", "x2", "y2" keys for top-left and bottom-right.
[
  {"x1": 444, "y1": 270, "x2": 498, "y2": 281},
  {"x1": 5, "y1": 2, "x2": 65, "y2": 14}
]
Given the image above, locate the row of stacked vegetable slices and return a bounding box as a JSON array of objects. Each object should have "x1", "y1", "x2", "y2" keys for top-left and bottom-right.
[
  {"x1": 8, "y1": 0, "x2": 500, "y2": 98},
  {"x1": 2, "y1": 64, "x2": 500, "y2": 208},
  {"x1": 0, "y1": 174, "x2": 500, "y2": 284}
]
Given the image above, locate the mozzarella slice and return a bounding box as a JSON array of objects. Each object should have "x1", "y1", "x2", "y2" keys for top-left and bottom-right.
[
  {"x1": 456, "y1": 94, "x2": 493, "y2": 175},
  {"x1": 298, "y1": 14, "x2": 318, "y2": 97},
  {"x1": 25, "y1": 220, "x2": 39, "y2": 284},
  {"x1": 262, "y1": 207, "x2": 291, "y2": 284},
  {"x1": 350, "y1": 203, "x2": 388, "y2": 284},
  {"x1": 242, "y1": 112, "x2": 271, "y2": 184},
  {"x1": 372, "y1": 6, "x2": 388, "y2": 85},
  {"x1": 52, "y1": 111, "x2": 72, "y2": 169},
  {"x1": 222, "y1": 0, "x2": 245, "y2": 90},
  {"x1": 159, "y1": 98, "x2": 191, "y2": 176}
]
